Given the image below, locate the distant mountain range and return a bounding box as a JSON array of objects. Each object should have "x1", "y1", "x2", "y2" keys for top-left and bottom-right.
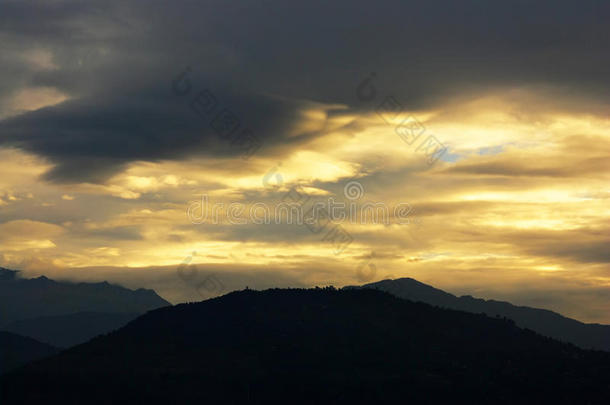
[
  {"x1": 345, "y1": 278, "x2": 610, "y2": 352},
  {"x1": 0, "y1": 331, "x2": 57, "y2": 375},
  {"x1": 0, "y1": 267, "x2": 170, "y2": 347},
  {"x1": 2, "y1": 288, "x2": 609, "y2": 404}
]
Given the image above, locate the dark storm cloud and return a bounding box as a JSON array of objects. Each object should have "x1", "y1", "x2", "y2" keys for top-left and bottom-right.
[
  {"x1": 1, "y1": 0, "x2": 609, "y2": 183},
  {"x1": 0, "y1": 85, "x2": 320, "y2": 182}
]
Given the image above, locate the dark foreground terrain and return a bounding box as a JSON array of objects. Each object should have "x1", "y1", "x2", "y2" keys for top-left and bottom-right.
[{"x1": 2, "y1": 288, "x2": 610, "y2": 404}]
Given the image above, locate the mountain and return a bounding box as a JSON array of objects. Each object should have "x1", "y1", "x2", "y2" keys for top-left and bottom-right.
[
  {"x1": 0, "y1": 332, "x2": 58, "y2": 375},
  {"x1": 2, "y1": 288, "x2": 610, "y2": 404},
  {"x1": 347, "y1": 278, "x2": 610, "y2": 352},
  {"x1": 2, "y1": 312, "x2": 140, "y2": 348},
  {"x1": 0, "y1": 267, "x2": 170, "y2": 327}
]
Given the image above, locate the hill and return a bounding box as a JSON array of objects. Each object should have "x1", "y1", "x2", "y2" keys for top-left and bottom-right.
[
  {"x1": 2, "y1": 288, "x2": 610, "y2": 404},
  {"x1": 347, "y1": 278, "x2": 610, "y2": 351}
]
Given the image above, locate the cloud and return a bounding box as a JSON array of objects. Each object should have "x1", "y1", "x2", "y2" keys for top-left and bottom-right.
[
  {"x1": 0, "y1": 219, "x2": 64, "y2": 251},
  {"x1": 2, "y1": 0, "x2": 610, "y2": 183},
  {"x1": 0, "y1": 83, "x2": 343, "y2": 183},
  {"x1": 444, "y1": 155, "x2": 610, "y2": 178}
]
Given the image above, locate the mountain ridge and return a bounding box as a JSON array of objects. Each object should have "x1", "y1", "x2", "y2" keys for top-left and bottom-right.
[
  {"x1": 0, "y1": 267, "x2": 170, "y2": 348},
  {"x1": 345, "y1": 277, "x2": 610, "y2": 351},
  {"x1": 2, "y1": 287, "x2": 610, "y2": 404},
  {"x1": 0, "y1": 267, "x2": 170, "y2": 327}
]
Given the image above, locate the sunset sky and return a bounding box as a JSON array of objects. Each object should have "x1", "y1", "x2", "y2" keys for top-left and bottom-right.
[{"x1": 1, "y1": 0, "x2": 609, "y2": 323}]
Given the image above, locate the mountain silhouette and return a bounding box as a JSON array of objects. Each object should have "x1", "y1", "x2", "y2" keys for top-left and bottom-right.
[
  {"x1": 2, "y1": 288, "x2": 610, "y2": 404},
  {"x1": 0, "y1": 331, "x2": 58, "y2": 375},
  {"x1": 0, "y1": 267, "x2": 169, "y2": 347},
  {"x1": 346, "y1": 278, "x2": 610, "y2": 352}
]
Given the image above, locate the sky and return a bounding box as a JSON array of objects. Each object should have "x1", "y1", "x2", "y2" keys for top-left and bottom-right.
[{"x1": 1, "y1": 0, "x2": 609, "y2": 323}]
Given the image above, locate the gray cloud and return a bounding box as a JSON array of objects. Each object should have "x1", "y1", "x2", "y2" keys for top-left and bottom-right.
[{"x1": 1, "y1": 0, "x2": 609, "y2": 183}]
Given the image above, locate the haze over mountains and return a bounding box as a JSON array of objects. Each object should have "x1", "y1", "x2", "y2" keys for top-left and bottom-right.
[
  {"x1": 347, "y1": 278, "x2": 610, "y2": 352},
  {"x1": 2, "y1": 288, "x2": 610, "y2": 404},
  {"x1": 0, "y1": 268, "x2": 169, "y2": 347}
]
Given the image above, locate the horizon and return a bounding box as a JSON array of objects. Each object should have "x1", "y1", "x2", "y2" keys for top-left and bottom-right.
[{"x1": 1, "y1": 264, "x2": 607, "y2": 327}]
